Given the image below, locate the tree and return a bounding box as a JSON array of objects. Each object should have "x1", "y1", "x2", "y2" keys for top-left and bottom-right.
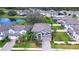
[
  {"x1": 8, "y1": 10, "x2": 17, "y2": 16},
  {"x1": 16, "y1": 32, "x2": 33, "y2": 44},
  {"x1": 63, "y1": 12, "x2": 67, "y2": 15},
  {"x1": 0, "y1": 10, "x2": 5, "y2": 15},
  {"x1": 26, "y1": 13, "x2": 47, "y2": 25},
  {"x1": 72, "y1": 14, "x2": 77, "y2": 18},
  {"x1": 27, "y1": 32, "x2": 33, "y2": 41}
]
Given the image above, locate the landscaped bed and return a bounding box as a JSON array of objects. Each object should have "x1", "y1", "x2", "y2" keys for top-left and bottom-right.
[
  {"x1": 51, "y1": 26, "x2": 64, "y2": 30},
  {"x1": 0, "y1": 37, "x2": 10, "y2": 47},
  {"x1": 52, "y1": 43, "x2": 79, "y2": 49},
  {"x1": 53, "y1": 32, "x2": 71, "y2": 43}
]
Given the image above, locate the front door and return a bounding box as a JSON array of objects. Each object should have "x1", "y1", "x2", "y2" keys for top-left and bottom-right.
[{"x1": 37, "y1": 33, "x2": 42, "y2": 40}]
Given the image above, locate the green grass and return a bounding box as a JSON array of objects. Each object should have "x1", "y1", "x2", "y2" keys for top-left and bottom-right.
[
  {"x1": 14, "y1": 41, "x2": 39, "y2": 48},
  {"x1": 14, "y1": 41, "x2": 29, "y2": 48},
  {"x1": 45, "y1": 16, "x2": 57, "y2": 24},
  {"x1": 53, "y1": 32, "x2": 71, "y2": 44},
  {"x1": 52, "y1": 43, "x2": 79, "y2": 49},
  {"x1": 0, "y1": 37, "x2": 10, "y2": 47},
  {"x1": 14, "y1": 21, "x2": 27, "y2": 25},
  {"x1": 0, "y1": 14, "x2": 25, "y2": 19},
  {"x1": 51, "y1": 26, "x2": 64, "y2": 30},
  {"x1": 0, "y1": 8, "x2": 25, "y2": 19},
  {"x1": 0, "y1": 40, "x2": 3, "y2": 47}
]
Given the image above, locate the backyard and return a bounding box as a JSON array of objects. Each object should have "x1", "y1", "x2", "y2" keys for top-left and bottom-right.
[
  {"x1": 53, "y1": 32, "x2": 71, "y2": 43},
  {"x1": 52, "y1": 43, "x2": 79, "y2": 49}
]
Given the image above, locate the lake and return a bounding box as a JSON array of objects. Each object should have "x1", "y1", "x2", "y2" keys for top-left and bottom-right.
[{"x1": 0, "y1": 18, "x2": 25, "y2": 24}]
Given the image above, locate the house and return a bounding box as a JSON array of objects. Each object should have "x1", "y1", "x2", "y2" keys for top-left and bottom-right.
[
  {"x1": 31, "y1": 23, "x2": 51, "y2": 40},
  {"x1": 0, "y1": 25, "x2": 9, "y2": 40},
  {"x1": 8, "y1": 25, "x2": 26, "y2": 40},
  {"x1": 0, "y1": 25, "x2": 6, "y2": 40},
  {"x1": 31, "y1": 23, "x2": 51, "y2": 50},
  {"x1": 53, "y1": 16, "x2": 79, "y2": 42},
  {"x1": 8, "y1": 25, "x2": 31, "y2": 40},
  {"x1": 17, "y1": 9, "x2": 31, "y2": 16}
]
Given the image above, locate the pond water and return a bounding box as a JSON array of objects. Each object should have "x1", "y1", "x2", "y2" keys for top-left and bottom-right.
[{"x1": 0, "y1": 18, "x2": 25, "y2": 24}]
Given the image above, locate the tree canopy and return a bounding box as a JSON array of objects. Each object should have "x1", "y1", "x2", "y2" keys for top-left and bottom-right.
[{"x1": 26, "y1": 13, "x2": 47, "y2": 25}]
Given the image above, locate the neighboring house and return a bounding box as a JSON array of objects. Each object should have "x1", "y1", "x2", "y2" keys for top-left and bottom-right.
[
  {"x1": 0, "y1": 25, "x2": 9, "y2": 40},
  {"x1": 17, "y1": 10, "x2": 31, "y2": 16},
  {"x1": 8, "y1": 25, "x2": 31, "y2": 40},
  {"x1": 31, "y1": 23, "x2": 51, "y2": 42},
  {"x1": 0, "y1": 30, "x2": 6, "y2": 40},
  {"x1": 53, "y1": 16, "x2": 79, "y2": 42},
  {"x1": 0, "y1": 24, "x2": 32, "y2": 41},
  {"x1": 8, "y1": 25, "x2": 26, "y2": 40}
]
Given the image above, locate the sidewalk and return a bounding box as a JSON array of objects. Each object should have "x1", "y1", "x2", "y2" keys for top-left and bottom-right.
[
  {"x1": 54, "y1": 41, "x2": 79, "y2": 44},
  {"x1": 51, "y1": 29, "x2": 67, "y2": 32}
]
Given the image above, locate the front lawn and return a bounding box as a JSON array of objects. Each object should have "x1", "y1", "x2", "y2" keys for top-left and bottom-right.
[
  {"x1": 14, "y1": 41, "x2": 39, "y2": 48},
  {"x1": 14, "y1": 41, "x2": 30, "y2": 48},
  {"x1": 52, "y1": 43, "x2": 79, "y2": 49},
  {"x1": 51, "y1": 26, "x2": 64, "y2": 30},
  {"x1": 53, "y1": 32, "x2": 71, "y2": 43}
]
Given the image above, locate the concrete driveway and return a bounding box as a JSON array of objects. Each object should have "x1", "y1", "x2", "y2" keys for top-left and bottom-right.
[
  {"x1": 0, "y1": 39, "x2": 16, "y2": 51},
  {"x1": 42, "y1": 38, "x2": 51, "y2": 51}
]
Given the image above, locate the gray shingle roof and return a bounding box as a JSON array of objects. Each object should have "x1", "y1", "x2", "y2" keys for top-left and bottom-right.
[
  {"x1": 13, "y1": 25, "x2": 26, "y2": 31},
  {"x1": 12, "y1": 25, "x2": 32, "y2": 31},
  {"x1": 31, "y1": 23, "x2": 51, "y2": 33},
  {"x1": 0, "y1": 25, "x2": 12, "y2": 32}
]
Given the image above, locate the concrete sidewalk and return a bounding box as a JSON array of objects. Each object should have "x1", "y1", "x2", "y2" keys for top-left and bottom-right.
[
  {"x1": 54, "y1": 41, "x2": 79, "y2": 44},
  {"x1": 51, "y1": 30, "x2": 67, "y2": 32},
  {"x1": 48, "y1": 24, "x2": 61, "y2": 26}
]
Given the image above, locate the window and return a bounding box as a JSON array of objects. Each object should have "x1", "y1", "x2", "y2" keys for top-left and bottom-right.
[
  {"x1": 0, "y1": 32, "x2": 3, "y2": 35},
  {"x1": 9, "y1": 29, "x2": 15, "y2": 34},
  {"x1": 20, "y1": 30, "x2": 26, "y2": 34}
]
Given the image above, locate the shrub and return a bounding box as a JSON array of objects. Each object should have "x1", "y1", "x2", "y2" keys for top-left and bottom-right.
[
  {"x1": 8, "y1": 10, "x2": 17, "y2": 16},
  {"x1": 0, "y1": 10, "x2": 5, "y2": 15}
]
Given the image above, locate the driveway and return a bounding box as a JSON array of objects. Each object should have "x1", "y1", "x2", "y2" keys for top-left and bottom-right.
[
  {"x1": 0, "y1": 39, "x2": 16, "y2": 51},
  {"x1": 42, "y1": 38, "x2": 51, "y2": 51}
]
